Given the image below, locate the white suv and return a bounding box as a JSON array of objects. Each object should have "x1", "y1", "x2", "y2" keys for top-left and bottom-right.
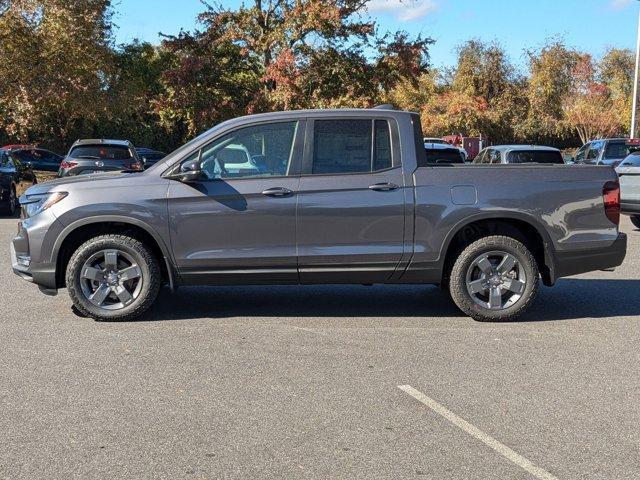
[{"x1": 615, "y1": 152, "x2": 640, "y2": 229}]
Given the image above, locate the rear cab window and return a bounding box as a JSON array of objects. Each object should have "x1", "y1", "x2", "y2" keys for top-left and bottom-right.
[{"x1": 69, "y1": 145, "x2": 133, "y2": 160}]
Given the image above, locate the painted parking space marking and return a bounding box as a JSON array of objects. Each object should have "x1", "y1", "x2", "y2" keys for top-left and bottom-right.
[{"x1": 398, "y1": 385, "x2": 559, "y2": 480}]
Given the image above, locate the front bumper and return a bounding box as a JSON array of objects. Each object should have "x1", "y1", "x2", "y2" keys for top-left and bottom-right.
[
  {"x1": 10, "y1": 212, "x2": 61, "y2": 291},
  {"x1": 552, "y1": 232, "x2": 627, "y2": 281}
]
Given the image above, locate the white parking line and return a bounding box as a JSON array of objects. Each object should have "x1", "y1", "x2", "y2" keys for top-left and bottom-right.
[{"x1": 398, "y1": 385, "x2": 559, "y2": 480}]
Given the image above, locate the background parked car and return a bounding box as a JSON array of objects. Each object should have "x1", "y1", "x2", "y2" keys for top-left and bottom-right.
[
  {"x1": 58, "y1": 139, "x2": 143, "y2": 177},
  {"x1": 424, "y1": 142, "x2": 465, "y2": 164},
  {"x1": 135, "y1": 147, "x2": 166, "y2": 169},
  {"x1": 424, "y1": 137, "x2": 468, "y2": 161},
  {"x1": 474, "y1": 145, "x2": 564, "y2": 164},
  {"x1": 9, "y1": 147, "x2": 63, "y2": 172},
  {"x1": 573, "y1": 138, "x2": 640, "y2": 167},
  {"x1": 615, "y1": 152, "x2": 640, "y2": 229},
  {"x1": 0, "y1": 150, "x2": 37, "y2": 216}
]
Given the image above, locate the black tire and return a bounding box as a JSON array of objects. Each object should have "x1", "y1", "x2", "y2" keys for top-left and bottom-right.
[
  {"x1": 0, "y1": 186, "x2": 17, "y2": 217},
  {"x1": 66, "y1": 234, "x2": 161, "y2": 321},
  {"x1": 630, "y1": 215, "x2": 640, "y2": 230},
  {"x1": 449, "y1": 235, "x2": 539, "y2": 322}
]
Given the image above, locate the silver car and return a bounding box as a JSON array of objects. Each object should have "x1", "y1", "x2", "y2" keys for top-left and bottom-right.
[
  {"x1": 615, "y1": 152, "x2": 640, "y2": 229},
  {"x1": 474, "y1": 145, "x2": 564, "y2": 164}
]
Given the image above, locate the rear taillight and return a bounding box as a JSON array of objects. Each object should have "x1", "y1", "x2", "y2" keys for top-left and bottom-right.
[
  {"x1": 603, "y1": 181, "x2": 620, "y2": 225},
  {"x1": 60, "y1": 160, "x2": 77, "y2": 169}
]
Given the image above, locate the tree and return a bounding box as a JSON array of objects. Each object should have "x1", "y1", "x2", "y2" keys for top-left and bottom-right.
[
  {"x1": 600, "y1": 48, "x2": 634, "y2": 135},
  {"x1": 153, "y1": 28, "x2": 262, "y2": 140},
  {"x1": 564, "y1": 86, "x2": 622, "y2": 143},
  {"x1": 452, "y1": 40, "x2": 512, "y2": 103},
  {"x1": 0, "y1": 0, "x2": 115, "y2": 149},
  {"x1": 102, "y1": 41, "x2": 176, "y2": 151},
  {"x1": 196, "y1": 0, "x2": 432, "y2": 109},
  {"x1": 521, "y1": 40, "x2": 581, "y2": 145},
  {"x1": 199, "y1": 0, "x2": 373, "y2": 93},
  {"x1": 420, "y1": 91, "x2": 490, "y2": 137},
  {"x1": 564, "y1": 54, "x2": 624, "y2": 143}
]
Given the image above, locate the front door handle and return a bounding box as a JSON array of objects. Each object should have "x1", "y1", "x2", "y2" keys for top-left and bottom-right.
[
  {"x1": 369, "y1": 182, "x2": 399, "y2": 192},
  {"x1": 262, "y1": 187, "x2": 293, "y2": 197}
]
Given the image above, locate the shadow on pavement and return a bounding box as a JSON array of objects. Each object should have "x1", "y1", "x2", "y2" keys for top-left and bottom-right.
[{"x1": 140, "y1": 278, "x2": 640, "y2": 323}]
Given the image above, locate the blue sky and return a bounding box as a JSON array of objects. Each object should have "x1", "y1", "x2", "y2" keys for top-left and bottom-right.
[{"x1": 113, "y1": 0, "x2": 640, "y2": 71}]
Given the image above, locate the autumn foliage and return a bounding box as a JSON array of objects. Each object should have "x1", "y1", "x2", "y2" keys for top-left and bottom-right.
[{"x1": 0, "y1": 1, "x2": 635, "y2": 152}]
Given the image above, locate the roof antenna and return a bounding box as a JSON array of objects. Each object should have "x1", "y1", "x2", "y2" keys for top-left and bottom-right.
[{"x1": 373, "y1": 104, "x2": 395, "y2": 110}]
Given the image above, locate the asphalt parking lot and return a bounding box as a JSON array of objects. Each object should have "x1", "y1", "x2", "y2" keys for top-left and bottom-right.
[{"x1": 1, "y1": 216, "x2": 639, "y2": 480}]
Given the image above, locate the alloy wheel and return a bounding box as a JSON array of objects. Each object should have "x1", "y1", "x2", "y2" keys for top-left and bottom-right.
[
  {"x1": 465, "y1": 250, "x2": 526, "y2": 310},
  {"x1": 79, "y1": 249, "x2": 143, "y2": 310}
]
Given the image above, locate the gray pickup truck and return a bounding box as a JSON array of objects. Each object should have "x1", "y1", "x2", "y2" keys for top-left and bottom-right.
[{"x1": 11, "y1": 108, "x2": 627, "y2": 322}]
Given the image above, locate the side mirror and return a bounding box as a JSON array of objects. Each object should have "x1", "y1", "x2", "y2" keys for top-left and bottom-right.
[
  {"x1": 141, "y1": 156, "x2": 148, "y2": 166},
  {"x1": 167, "y1": 158, "x2": 203, "y2": 182}
]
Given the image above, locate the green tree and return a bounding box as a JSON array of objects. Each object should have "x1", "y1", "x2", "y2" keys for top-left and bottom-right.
[
  {"x1": 600, "y1": 48, "x2": 634, "y2": 135},
  {"x1": 452, "y1": 39, "x2": 512, "y2": 103},
  {"x1": 0, "y1": 0, "x2": 115, "y2": 149},
  {"x1": 521, "y1": 40, "x2": 580, "y2": 145},
  {"x1": 153, "y1": 28, "x2": 262, "y2": 140}
]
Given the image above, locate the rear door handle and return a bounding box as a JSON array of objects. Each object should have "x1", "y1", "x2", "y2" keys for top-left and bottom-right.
[
  {"x1": 262, "y1": 187, "x2": 293, "y2": 197},
  {"x1": 369, "y1": 182, "x2": 399, "y2": 192}
]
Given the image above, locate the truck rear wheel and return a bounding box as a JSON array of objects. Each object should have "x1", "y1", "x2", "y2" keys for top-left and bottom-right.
[
  {"x1": 66, "y1": 234, "x2": 161, "y2": 321},
  {"x1": 630, "y1": 215, "x2": 640, "y2": 230},
  {"x1": 449, "y1": 235, "x2": 539, "y2": 322}
]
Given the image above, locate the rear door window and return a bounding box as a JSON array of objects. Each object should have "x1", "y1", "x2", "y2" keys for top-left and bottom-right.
[
  {"x1": 311, "y1": 119, "x2": 393, "y2": 174},
  {"x1": 507, "y1": 150, "x2": 564, "y2": 164},
  {"x1": 70, "y1": 145, "x2": 132, "y2": 160}
]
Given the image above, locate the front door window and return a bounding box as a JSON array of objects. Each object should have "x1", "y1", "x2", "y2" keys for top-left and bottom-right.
[{"x1": 198, "y1": 121, "x2": 298, "y2": 179}]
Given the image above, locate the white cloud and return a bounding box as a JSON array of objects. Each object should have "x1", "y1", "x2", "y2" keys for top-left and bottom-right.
[
  {"x1": 610, "y1": 0, "x2": 634, "y2": 10},
  {"x1": 367, "y1": 0, "x2": 437, "y2": 22}
]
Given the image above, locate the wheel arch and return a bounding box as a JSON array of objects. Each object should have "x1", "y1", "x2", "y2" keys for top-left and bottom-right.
[
  {"x1": 52, "y1": 216, "x2": 176, "y2": 289},
  {"x1": 439, "y1": 212, "x2": 557, "y2": 286}
]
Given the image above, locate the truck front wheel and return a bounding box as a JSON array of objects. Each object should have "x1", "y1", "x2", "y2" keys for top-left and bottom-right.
[
  {"x1": 449, "y1": 235, "x2": 539, "y2": 322},
  {"x1": 65, "y1": 234, "x2": 161, "y2": 321},
  {"x1": 630, "y1": 215, "x2": 640, "y2": 229}
]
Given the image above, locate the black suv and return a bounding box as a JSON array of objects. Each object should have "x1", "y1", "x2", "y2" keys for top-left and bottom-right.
[{"x1": 58, "y1": 139, "x2": 142, "y2": 177}]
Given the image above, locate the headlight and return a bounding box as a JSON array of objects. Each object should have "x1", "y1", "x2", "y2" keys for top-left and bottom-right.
[{"x1": 22, "y1": 191, "x2": 68, "y2": 218}]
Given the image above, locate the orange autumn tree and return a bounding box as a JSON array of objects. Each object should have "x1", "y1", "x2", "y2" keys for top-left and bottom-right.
[{"x1": 564, "y1": 54, "x2": 625, "y2": 143}]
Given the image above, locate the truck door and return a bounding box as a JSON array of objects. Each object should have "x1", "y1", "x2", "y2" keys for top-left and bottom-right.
[
  {"x1": 296, "y1": 117, "x2": 407, "y2": 283},
  {"x1": 167, "y1": 120, "x2": 304, "y2": 284}
]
